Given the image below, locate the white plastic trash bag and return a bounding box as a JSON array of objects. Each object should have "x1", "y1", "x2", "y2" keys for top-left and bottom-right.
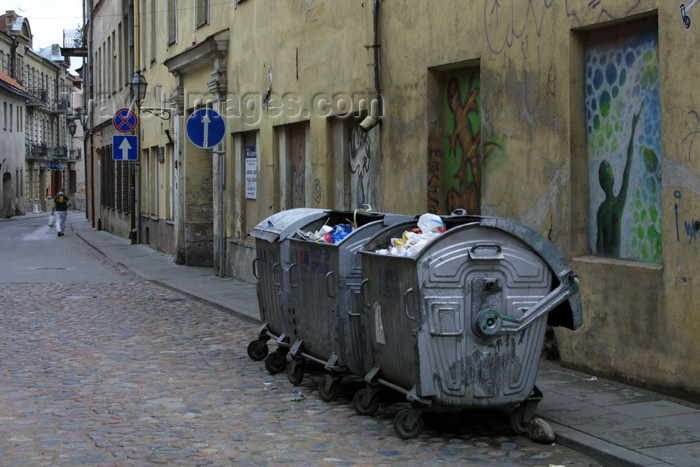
[
  {"x1": 48, "y1": 214, "x2": 55, "y2": 227},
  {"x1": 416, "y1": 213, "x2": 446, "y2": 234},
  {"x1": 375, "y1": 213, "x2": 447, "y2": 257}
]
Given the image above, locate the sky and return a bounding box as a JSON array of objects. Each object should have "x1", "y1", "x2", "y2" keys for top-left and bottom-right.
[{"x1": 6, "y1": 0, "x2": 84, "y2": 73}]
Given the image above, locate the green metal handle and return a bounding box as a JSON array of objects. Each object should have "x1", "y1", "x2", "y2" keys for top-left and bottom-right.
[{"x1": 473, "y1": 272, "x2": 580, "y2": 336}]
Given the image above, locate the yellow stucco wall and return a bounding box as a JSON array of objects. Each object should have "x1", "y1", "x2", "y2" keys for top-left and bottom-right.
[{"x1": 129, "y1": 0, "x2": 700, "y2": 397}]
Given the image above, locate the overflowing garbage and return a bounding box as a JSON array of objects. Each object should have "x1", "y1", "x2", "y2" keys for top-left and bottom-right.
[
  {"x1": 299, "y1": 222, "x2": 354, "y2": 244},
  {"x1": 374, "y1": 213, "x2": 447, "y2": 257},
  {"x1": 295, "y1": 213, "x2": 448, "y2": 252}
]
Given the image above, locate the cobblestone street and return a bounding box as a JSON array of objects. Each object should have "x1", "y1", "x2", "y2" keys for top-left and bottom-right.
[{"x1": 0, "y1": 217, "x2": 600, "y2": 466}]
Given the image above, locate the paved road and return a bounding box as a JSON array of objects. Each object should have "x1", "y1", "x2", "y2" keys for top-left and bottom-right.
[{"x1": 0, "y1": 214, "x2": 601, "y2": 466}]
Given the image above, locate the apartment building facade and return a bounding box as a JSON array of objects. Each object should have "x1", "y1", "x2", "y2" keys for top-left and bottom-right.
[
  {"x1": 0, "y1": 11, "x2": 77, "y2": 215},
  {"x1": 0, "y1": 68, "x2": 27, "y2": 217},
  {"x1": 81, "y1": 0, "x2": 134, "y2": 237},
  {"x1": 85, "y1": 1, "x2": 700, "y2": 400}
]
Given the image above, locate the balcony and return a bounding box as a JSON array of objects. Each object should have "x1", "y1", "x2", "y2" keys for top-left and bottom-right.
[
  {"x1": 53, "y1": 146, "x2": 69, "y2": 158},
  {"x1": 61, "y1": 28, "x2": 87, "y2": 58},
  {"x1": 27, "y1": 88, "x2": 49, "y2": 109},
  {"x1": 25, "y1": 142, "x2": 49, "y2": 162},
  {"x1": 32, "y1": 142, "x2": 48, "y2": 156},
  {"x1": 49, "y1": 99, "x2": 70, "y2": 114},
  {"x1": 25, "y1": 143, "x2": 68, "y2": 159}
]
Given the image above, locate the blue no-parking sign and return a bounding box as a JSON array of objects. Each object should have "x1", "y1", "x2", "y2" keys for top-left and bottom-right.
[
  {"x1": 113, "y1": 135, "x2": 138, "y2": 161},
  {"x1": 186, "y1": 108, "x2": 225, "y2": 149},
  {"x1": 113, "y1": 108, "x2": 138, "y2": 134}
]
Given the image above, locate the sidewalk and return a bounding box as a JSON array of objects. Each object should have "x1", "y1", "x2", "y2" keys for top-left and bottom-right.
[{"x1": 68, "y1": 218, "x2": 700, "y2": 467}]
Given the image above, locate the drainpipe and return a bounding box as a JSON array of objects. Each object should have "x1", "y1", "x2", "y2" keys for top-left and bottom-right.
[
  {"x1": 87, "y1": 2, "x2": 99, "y2": 229},
  {"x1": 215, "y1": 96, "x2": 225, "y2": 277},
  {"x1": 81, "y1": 2, "x2": 88, "y2": 220},
  {"x1": 372, "y1": 0, "x2": 381, "y2": 103},
  {"x1": 132, "y1": 0, "x2": 141, "y2": 244},
  {"x1": 360, "y1": 0, "x2": 382, "y2": 131},
  {"x1": 217, "y1": 144, "x2": 225, "y2": 277},
  {"x1": 10, "y1": 37, "x2": 18, "y2": 80}
]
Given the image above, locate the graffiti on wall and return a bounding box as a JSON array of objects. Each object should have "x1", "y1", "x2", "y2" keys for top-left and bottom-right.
[
  {"x1": 291, "y1": 128, "x2": 306, "y2": 208},
  {"x1": 585, "y1": 26, "x2": 662, "y2": 263},
  {"x1": 427, "y1": 141, "x2": 443, "y2": 214},
  {"x1": 292, "y1": 142, "x2": 305, "y2": 207},
  {"x1": 428, "y1": 69, "x2": 507, "y2": 215},
  {"x1": 565, "y1": 0, "x2": 642, "y2": 25},
  {"x1": 682, "y1": 111, "x2": 700, "y2": 162},
  {"x1": 674, "y1": 190, "x2": 700, "y2": 244},
  {"x1": 313, "y1": 178, "x2": 322, "y2": 205},
  {"x1": 349, "y1": 125, "x2": 371, "y2": 208},
  {"x1": 484, "y1": 0, "x2": 553, "y2": 57},
  {"x1": 427, "y1": 69, "x2": 482, "y2": 215}
]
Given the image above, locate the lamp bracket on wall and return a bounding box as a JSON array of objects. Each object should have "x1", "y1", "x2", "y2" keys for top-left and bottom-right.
[{"x1": 139, "y1": 106, "x2": 172, "y2": 121}]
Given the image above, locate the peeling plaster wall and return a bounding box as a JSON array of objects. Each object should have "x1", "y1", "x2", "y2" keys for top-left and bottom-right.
[{"x1": 224, "y1": 1, "x2": 371, "y2": 220}]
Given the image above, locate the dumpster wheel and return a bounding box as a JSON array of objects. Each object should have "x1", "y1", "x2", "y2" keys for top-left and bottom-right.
[
  {"x1": 352, "y1": 388, "x2": 380, "y2": 416},
  {"x1": 288, "y1": 359, "x2": 305, "y2": 386},
  {"x1": 264, "y1": 350, "x2": 287, "y2": 374},
  {"x1": 247, "y1": 339, "x2": 269, "y2": 361},
  {"x1": 393, "y1": 408, "x2": 424, "y2": 439},
  {"x1": 509, "y1": 405, "x2": 531, "y2": 434},
  {"x1": 509, "y1": 386, "x2": 543, "y2": 434},
  {"x1": 318, "y1": 375, "x2": 342, "y2": 402}
]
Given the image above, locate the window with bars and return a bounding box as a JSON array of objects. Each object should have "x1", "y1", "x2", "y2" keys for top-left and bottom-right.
[
  {"x1": 101, "y1": 149, "x2": 138, "y2": 214},
  {"x1": 102, "y1": 147, "x2": 114, "y2": 209},
  {"x1": 116, "y1": 157, "x2": 123, "y2": 212}
]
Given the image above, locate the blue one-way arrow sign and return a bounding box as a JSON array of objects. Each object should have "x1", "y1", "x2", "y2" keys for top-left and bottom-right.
[
  {"x1": 113, "y1": 135, "x2": 138, "y2": 161},
  {"x1": 186, "y1": 108, "x2": 225, "y2": 149}
]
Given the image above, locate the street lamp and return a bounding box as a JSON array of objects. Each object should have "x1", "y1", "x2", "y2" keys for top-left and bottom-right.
[
  {"x1": 68, "y1": 108, "x2": 101, "y2": 140},
  {"x1": 130, "y1": 69, "x2": 148, "y2": 104},
  {"x1": 68, "y1": 119, "x2": 78, "y2": 138},
  {"x1": 130, "y1": 70, "x2": 171, "y2": 120},
  {"x1": 79, "y1": 106, "x2": 89, "y2": 128}
]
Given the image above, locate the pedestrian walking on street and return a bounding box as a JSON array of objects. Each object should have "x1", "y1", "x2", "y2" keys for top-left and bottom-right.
[{"x1": 51, "y1": 189, "x2": 70, "y2": 236}]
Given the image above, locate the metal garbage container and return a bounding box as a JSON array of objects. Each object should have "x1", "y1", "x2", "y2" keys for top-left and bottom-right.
[
  {"x1": 355, "y1": 214, "x2": 582, "y2": 438},
  {"x1": 247, "y1": 208, "x2": 329, "y2": 374},
  {"x1": 285, "y1": 210, "x2": 412, "y2": 401}
]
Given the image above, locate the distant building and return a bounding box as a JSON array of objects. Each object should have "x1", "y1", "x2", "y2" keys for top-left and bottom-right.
[
  {"x1": 0, "y1": 10, "x2": 78, "y2": 215},
  {"x1": 0, "y1": 68, "x2": 28, "y2": 216}
]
